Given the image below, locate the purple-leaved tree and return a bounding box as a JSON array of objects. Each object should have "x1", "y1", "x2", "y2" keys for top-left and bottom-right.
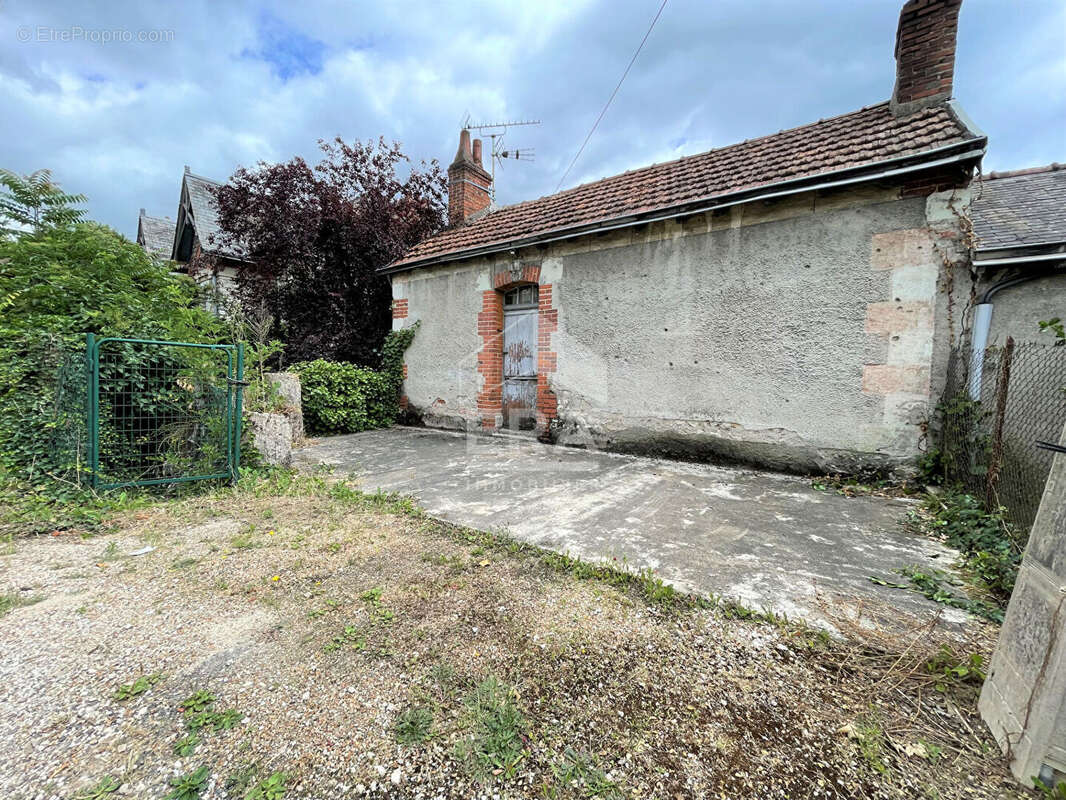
[{"x1": 200, "y1": 138, "x2": 446, "y2": 365}]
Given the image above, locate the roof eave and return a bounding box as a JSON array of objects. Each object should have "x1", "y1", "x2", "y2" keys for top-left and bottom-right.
[{"x1": 383, "y1": 137, "x2": 986, "y2": 276}]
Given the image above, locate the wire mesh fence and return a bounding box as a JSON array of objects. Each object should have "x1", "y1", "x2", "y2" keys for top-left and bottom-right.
[
  {"x1": 88, "y1": 337, "x2": 243, "y2": 488},
  {"x1": 938, "y1": 339, "x2": 1066, "y2": 535}
]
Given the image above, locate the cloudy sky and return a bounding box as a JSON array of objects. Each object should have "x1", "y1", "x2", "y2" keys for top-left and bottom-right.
[{"x1": 3, "y1": 0, "x2": 1064, "y2": 240}]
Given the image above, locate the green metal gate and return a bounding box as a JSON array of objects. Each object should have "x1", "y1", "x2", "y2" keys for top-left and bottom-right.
[{"x1": 86, "y1": 334, "x2": 245, "y2": 489}]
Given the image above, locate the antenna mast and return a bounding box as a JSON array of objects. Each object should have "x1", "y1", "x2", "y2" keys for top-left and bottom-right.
[{"x1": 465, "y1": 118, "x2": 540, "y2": 201}]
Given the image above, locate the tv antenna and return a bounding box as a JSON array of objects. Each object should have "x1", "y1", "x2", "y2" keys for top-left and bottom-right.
[{"x1": 462, "y1": 117, "x2": 540, "y2": 201}]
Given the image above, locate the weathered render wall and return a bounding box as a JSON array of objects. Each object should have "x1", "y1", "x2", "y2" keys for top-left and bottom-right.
[
  {"x1": 392, "y1": 183, "x2": 972, "y2": 473},
  {"x1": 980, "y1": 273, "x2": 1066, "y2": 345}
]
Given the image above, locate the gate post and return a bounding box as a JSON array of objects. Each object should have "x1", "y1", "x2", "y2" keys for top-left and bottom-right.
[{"x1": 232, "y1": 342, "x2": 245, "y2": 482}]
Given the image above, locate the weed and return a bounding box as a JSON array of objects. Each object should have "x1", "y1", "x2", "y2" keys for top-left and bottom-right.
[
  {"x1": 164, "y1": 765, "x2": 209, "y2": 800},
  {"x1": 231, "y1": 532, "x2": 259, "y2": 550},
  {"x1": 173, "y1": 732, "x2": 199, "y2": 756},
  {"x1": 171, "y1": 557, "x2": 200, "y2": 570},
  {"x1": 102, "y1": 540, "x2": 120, "y2": 560},
  {"x1": 361, "y1": 585, "x2": 395, "y2": 624},
  {"x1": 456, "y1": 676, "x2": 527, "y2": 781},
  {"x1": 323, "y1": 624, "x2": 366, "y2": 653},
  {"x1": 925, "y1": 645, "x2": 986, "y2": 692},
  {"x1": 179, "y1": 690, "x2": 216, "y2": 713},
  {"x1": 246, "y1": 771, "x2": 289, "y2": 800},
  {"x1": 430, "y1": 663, "x2": 456, "y2": 686},
  {"x1": 921, "y1": 490, "x2": 1021, "y2": 599},
  {"x1": 853, "y1": 717, "x2": 888, "y2": 776},
  {"x1": 113, "y1": 673, "x2": 162, "y2": 701},
  {"x1": 547, "y1": 748, "x2": 624, "y2": 799},
  {"x1": 919, "y1": 739, "x2": 944, "y2": 764},
  {"x1": 1034, "y1": 778, "x2": 1066, "y2": 799},
  {"x1": 395, "y1": 705, "x2": 434, "y2": 745},
  {"x1": 869, "y1": 566, "x2": 1003, "y2": 622},
  {"x1": 224, "y1": 762, "x2": 260, "y2": 796},
  {"x1": 184, "y1": 707, "x2": 244, "y2": 732},
  {"x1": 0, "y1": 591, "x2": 43, "y2": 617},
  {"x1": 73, "y1": 776, "x2": 121, "y2": 800}
]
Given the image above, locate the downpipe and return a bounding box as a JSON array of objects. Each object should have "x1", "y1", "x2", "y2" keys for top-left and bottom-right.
[{"x1": 968, "y1": 266, "x2": 1065, "y2": 400}]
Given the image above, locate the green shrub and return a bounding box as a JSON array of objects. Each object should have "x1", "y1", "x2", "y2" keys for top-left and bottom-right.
[
  {"x1": 292, "y1": 360, "x2": 396, "y2": 434},
  {"x1": 293, "y1": 326, "x2": 417, "y2": 436},
  {"x1": 0, "y1": 221, "x2": 222, "y2": 483}
]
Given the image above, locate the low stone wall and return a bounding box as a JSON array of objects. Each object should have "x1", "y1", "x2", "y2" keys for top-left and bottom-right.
[{"x1": 979, "y1": 419, "x2": 1066, "y2": 786}]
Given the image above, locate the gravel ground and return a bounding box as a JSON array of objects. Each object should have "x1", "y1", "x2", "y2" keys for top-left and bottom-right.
[{"x1": 0, "y1": 479, "x2": 1030, "y2": 799}]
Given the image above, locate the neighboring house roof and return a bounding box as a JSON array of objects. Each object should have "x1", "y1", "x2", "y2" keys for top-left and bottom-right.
[
  {"x1": 172, "y1": 167, "x2": 246, "y2": 261},
  {"x1": 388, "y1": 100, "x2": 985, "y2": 273},
  {"x1": 136, "y1": 210, "x2": 175, "y2": 258},
  {"x1": 971, "y1": 163, "x2": 1066, "y2": 253}
]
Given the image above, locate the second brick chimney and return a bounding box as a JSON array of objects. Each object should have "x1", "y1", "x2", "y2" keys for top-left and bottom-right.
[
  {"x1": 890, "y1": 0, "x2": 963, "y2": 116},
  {"x1": 447, "y1": 129, "x2": 492, "y2": 226}
]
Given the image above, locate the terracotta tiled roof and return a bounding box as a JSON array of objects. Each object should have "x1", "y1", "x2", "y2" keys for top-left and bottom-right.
[
  {"x1": 390, "y1": 100, "x2": 984, "y2": 271},
  {"x1": 971, "y1": 164, "x2": 1066, "y2": 252}
]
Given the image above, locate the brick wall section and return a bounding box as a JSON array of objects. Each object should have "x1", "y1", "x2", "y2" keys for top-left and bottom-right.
[
  {"x1": 392, "y1": 298, "x2": 408, "y2": 319},
  {"x1": 493, "y1": 264, "x2": 541, "y2": 289},
  {"x1": 477, "y1": 264, "x2": 558, "y2": 436},
  {"x1": 891, "y1": 0, "x2": 962, "y2": 111},
  {"x1": 899, "y1": 164, "x2": 972, "y2": 198},
  {"x1": 476, "y1": 290, "x2": 504, "y2": 429},
  {"x1": 536, "y1": 284, "x2": 559, "y2": 434}
]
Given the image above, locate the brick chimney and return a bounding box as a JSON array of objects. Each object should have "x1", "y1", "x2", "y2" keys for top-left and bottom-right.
[
  {"x1": 447, "y1": 129, "x2": 492, "y2": 226},
  {"x1": 890, "y1": 0, "x2": 963, "y2": 116}
]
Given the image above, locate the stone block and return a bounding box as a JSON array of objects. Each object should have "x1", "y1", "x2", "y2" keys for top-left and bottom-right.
[
  {"x1": 248, "y1": 412, "x2": 293, "y2": 467},
  {"x1": 264, "y1": 372, "x2": 304, "y2": 441},
  {"x1": 870, "y1": 228, "x2": 937, "y2": 271},
  {"x1": 861, "y1": 364, "x2": 930, "y2": 395}
]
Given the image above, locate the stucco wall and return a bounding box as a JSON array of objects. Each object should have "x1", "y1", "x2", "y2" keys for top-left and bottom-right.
[
  {"x1": 981, "y1": 273, "x2": 1066, "y2": 345},
  {"x1": 391, "y1": 263, "x2": 485, "y2": 430},
  {"x1": 392, "y1": 183, "x2": 972, "y2": 473}
]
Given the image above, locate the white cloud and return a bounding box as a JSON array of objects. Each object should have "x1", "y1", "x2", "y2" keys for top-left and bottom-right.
[{"x1": 1, "y1": 0, "x2": 1062, "y2": 238}]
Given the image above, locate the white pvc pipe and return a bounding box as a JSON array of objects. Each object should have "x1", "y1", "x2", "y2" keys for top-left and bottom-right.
[{"x1": 969, "y1": 303, "x2": 993, "y2": 400}]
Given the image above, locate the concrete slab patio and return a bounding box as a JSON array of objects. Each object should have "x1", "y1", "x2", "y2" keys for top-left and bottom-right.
[{"x1": 294, "y1": 426, "x2": 970, "y2": 632}]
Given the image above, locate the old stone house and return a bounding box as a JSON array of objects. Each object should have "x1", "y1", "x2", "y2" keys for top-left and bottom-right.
[
  {"x1": 386, "y1": 0, "x2": 989, "y2": 474},
  {"x1": 137, "y1": 166, "x2": 245, "y2": 314}
]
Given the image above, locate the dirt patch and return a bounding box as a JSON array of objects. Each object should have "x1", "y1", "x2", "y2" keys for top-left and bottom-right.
[{"x1": 0, "y1": 481, "x2": 1027, "y2": 799}]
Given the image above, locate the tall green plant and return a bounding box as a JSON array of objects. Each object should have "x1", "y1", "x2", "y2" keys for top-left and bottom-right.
[
  {"x1": 0, "y1": 222, "x2": 222, "y2": 482},
  {"x1": 0, "y1": 168, "x2": 86, "y2": 235}
]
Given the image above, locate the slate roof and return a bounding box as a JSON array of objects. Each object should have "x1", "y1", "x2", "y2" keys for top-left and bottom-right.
[
  {"x1": 971, "y1": 164, "x2": 1066, "y2": 253},
  {"x1": 390, "y1": 100, "x2": 985, "y2": 272},
  {"x1": 172, "y1": 169, "x2": 246, "y2": 260},
  {"x1": 136, "y1": 211, "x2": 175, "y2": 258}
]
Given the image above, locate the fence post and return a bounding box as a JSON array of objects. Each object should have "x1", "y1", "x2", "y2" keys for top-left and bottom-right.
[
  {"x1": 232, "y1": 342, "x2": 244, "y2": 483},
  {"x1": 985, "y1": 335, "x2": 1015, "y2": 510},
  {"x1": 85, "y1": 332, "x2": 97, "y2": 489}
]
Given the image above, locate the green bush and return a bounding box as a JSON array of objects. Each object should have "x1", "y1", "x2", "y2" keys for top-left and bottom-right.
[
  {"x1": 293, "y1": 325, "x2": 417, "y2": 436},
  {"x1": 293, "y1": 360, "x2": 397, "y2": 435},
  {"x1": 0, "y1": 222, "x2": 222, "y2": 482}
]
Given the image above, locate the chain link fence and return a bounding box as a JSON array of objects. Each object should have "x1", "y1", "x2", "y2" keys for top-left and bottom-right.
[{"x1": 938, "y1": 339, "x2": 1066, "y2": 535}]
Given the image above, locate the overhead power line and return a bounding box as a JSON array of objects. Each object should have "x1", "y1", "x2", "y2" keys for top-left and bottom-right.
[{"x1": 555, "y1": 0, "x2": 669, "y2": 193}]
